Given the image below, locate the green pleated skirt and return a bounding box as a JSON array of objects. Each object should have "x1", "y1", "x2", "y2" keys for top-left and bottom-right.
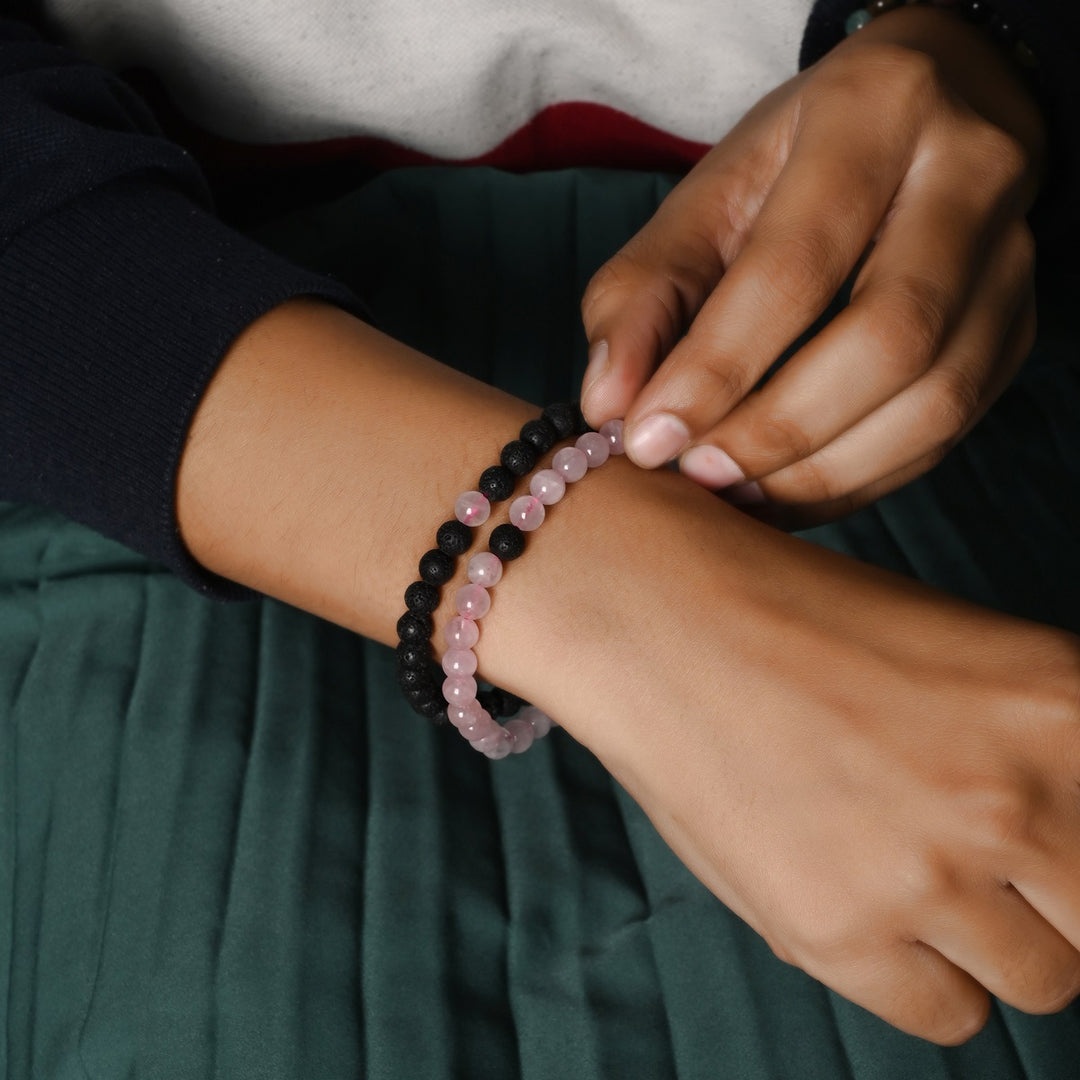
[{"x1": 2, "y1": 167, "x2": 1078, "y2": 1079}]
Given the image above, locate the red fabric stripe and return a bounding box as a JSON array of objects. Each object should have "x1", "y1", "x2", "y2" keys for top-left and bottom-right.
[{"x1": 184, "y1": 101, "x2": 712, "y2": 175}]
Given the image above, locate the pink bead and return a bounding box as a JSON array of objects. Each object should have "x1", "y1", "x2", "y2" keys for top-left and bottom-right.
[
  {"x1": 442, "y1": 674, "x2": 478, "y2": 706},
  {"x1": 454, "y1": 490, "x2": 490, "y2": 527},
  {"x1": 442, "y1": 648, "x2": 478, "y2": 677},
  {"x1": 576, "y1": 431, "x2": 610, "y2": 467},
  {"x1": 553, "y1": 446, "x2": 588, "y2": 482},
  {"x1": 504, "y1": 717, "x2": 535, "y2": 753},
  {"x1": 448, "y1": 699, "x2": 483, "y2": 729},
  {"x1": 471, "y1": 728, "x2": 506, "y2": 753},
  {"x1": 508, "y1": 495, "x2": 545, "y2": 532},
  {"x1": 599, "y1": 419, "x2": 625, "y2": 455},
  {"x1": 444, "y1": 616, "x2": 479, "y2": 650},
  {"x1": 461, "y1": 710, "x2": 498, "y2": 741},
  {"x1": 466, "y1": 551, "x2": 502, "y2": 587},
  {"x1": 483, "y1": 735, "x2": 514, "y2": 760},
  {"x1": 455, "y1": 583, "x2": 491, "y2": 620},
  {"x1": 530, "y1": 469, "x2": 566, "y2": 505},
  {"x1": 519, "y1": 705, "x2": 554, "y2": 738}
]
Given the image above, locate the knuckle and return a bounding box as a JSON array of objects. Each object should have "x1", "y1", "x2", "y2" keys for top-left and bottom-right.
[
  {"x1": 756, "y1": 412, "x2": 815, "y2": 463},
  {"x1": 958, "y1": 776, "x2": 1040, "y2": 853},
  {"x1": 581, "y1": 256, "x2": 632, "y2": 321},
  {"x1": 926, "y1": 368, "x2": 981, "y2": 446},
  {"x1": 868, "y1": 280, "x2": 950, "y2": 381},
  {"x1": 970, "y1": 121, "x2": 1029, "y2": 190},
  {"x1": 1019, "y1": 968, "x2": 1080, "y2": 1015},
  {"x1": 780, "y1": 453, "x2": 843, "y2": 504},
  {"x1": 754, "y1": 228, "x2": 849, "y2": 316}
]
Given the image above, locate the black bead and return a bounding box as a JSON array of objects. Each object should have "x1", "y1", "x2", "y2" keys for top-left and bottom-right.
[
  {"x1": 542, "y1": 401, "x2": 577, "y2": 439},
  {"x1": 396, "y1": 641, "x2": 430, "y2": 668},
  {"x1": 419, "y1": 548, "x2": 454, "y2": 586},
  {"x1": 500, "y1": 439, "x2": 537, "y2": 477},
  {"x1": 436, "y1": 519, "x2": 471, "y2": 556},
  {"x1": 420, "y1": 699, "x2": 448, "y2": 723},
  {"x1": 868, "y1": 0, "x2": 901, "y2": 13},
  {"x1": 397, "y1": 611, "x2": 432, "y2": 644},
  {"x1": 478, "y1": 464, "x2": 516, "y2": 501},
  {"x1": 519, "y1": 417, "x2": 559, "y2": 454},
  {"x1": 988, "y1": 14, "x2": 1016, "y2": 43},
  {"x1": 962, "y1": 1, "x2": 988, "y2": 22},
  {"x1": 479, "y1": 687, "x2": 525, "y2": 718},
  {"x1": 398, "y1": 664, "x2": 435, "y2": 693},
  {"x1": 404, "y1": 579, "x2": 440, "y2": 614},
  {"x1": 489, "y1": 523, "x2": 526, "y2": 561}
]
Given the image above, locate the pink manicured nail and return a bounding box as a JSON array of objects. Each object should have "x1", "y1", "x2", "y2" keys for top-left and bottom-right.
[
  {"x1": 625, "y1": 413, "x2": 690, "y2": 468},
  {"x1": 680, "y1": 445, "x2": 745, "y2": 489},
  {"x1": 725, "y1": 481, "x2": 766, "y2": 506},
  {"x1": 582, "y1": 340, "x2": 609, "y2": 408}
]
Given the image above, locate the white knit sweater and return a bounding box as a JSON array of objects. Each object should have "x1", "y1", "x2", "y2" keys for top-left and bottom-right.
[{"x1": 45, "y1": 0, "x2": 813, "y2": 157}]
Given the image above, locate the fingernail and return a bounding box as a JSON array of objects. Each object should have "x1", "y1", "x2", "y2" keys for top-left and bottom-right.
[
  {"x1": 680, "y1": 445, "x2": 745, "y2": 489},
  {"x1": 582, "y1": 340, "x2": 609, "y2": 406},
  {"x1": 626, "y1": 413, "x2": 691, "y2": 468},
  {"x1": 725, "y1": 481, "x2": 766, "y2": 506}
]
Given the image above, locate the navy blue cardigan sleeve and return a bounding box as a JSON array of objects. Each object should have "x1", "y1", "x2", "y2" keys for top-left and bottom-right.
[
  {"x1": 802, "y1": 1, "x2": 1080, "y2": 258},
  {"x1": 0, "y1": 18, "x2": 361, "y2": 600}
]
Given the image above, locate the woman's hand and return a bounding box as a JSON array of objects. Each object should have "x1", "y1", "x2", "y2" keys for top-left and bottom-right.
[
  {"x1": 579, "y1": 5, "x2": 1046, "y2": 524},
  {"x1": 486, "y1": 458, "x2": 1080, "y2": 1045}
]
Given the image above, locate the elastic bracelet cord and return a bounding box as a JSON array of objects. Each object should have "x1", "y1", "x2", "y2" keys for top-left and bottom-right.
[
  {"x1": 845, "y1": 1, "x2": 1038, "y2": 74},
  {"x1": 442, "y1": 420, "x2": 626, "y2": 759}
]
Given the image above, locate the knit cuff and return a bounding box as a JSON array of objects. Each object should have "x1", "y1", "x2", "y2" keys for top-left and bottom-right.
[{"x1": 0, "y1": 176, "x2": 364, "y2": 600}]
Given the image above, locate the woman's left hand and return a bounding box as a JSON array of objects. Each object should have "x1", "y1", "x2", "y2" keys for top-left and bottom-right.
[{"x1": 579, "y1": 4, "x2": 1046, "y2": 525}]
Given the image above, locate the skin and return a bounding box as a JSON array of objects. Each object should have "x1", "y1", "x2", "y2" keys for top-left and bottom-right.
[
  {"x1": 579, "y1": 5, "x2": 1047, "y2": 526},
  {"x1": 177, "y1": 300, "x2": 1080, "y2": 1045}
]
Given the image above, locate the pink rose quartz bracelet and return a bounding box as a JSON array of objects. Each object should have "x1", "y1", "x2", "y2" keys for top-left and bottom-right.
[{"x1": 443, "y1": 419, "x2": 625, "y2": 759}]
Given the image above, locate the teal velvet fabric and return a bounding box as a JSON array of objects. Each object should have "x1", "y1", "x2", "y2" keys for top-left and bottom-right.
[{"x1": 1, "y1": 167, "x2": 1078, "y2": 1079}]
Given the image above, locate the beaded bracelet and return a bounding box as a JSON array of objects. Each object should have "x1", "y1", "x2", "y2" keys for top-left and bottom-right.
[
  {"x1": 844, "y1": 0, "x2": 1037, "y2": 73},
  {"x1": 441, "y1": 420, "x2": 626, "y2": 759},
  {"x1": 395, "y1": 403, "x2": 587, "y2": 745}
]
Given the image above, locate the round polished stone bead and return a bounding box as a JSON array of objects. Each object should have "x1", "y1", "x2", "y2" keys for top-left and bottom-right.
[
  {"x1": 436, "y1": 519, "x2": 471, "y2": 556},
  {"x1": 442, "y1": 648, "x2": 478, "y2": 678},
  {"x1": 553, "y1": 445, "x2": 588, "y2": 482},
  {"x1": 443, "y1": 674, "x2": 478, "y2": 706},
  {"x1": 461, "y1": 710, "x2": 499, "y2": 742},
  {"x1": 868, "y1": 0, "x2": 901, "y2": 13},
  {"x1": 530, "y1": 468, "x2": 566, "y2": 505},
  {"x1": 509, "y1": 495, "x2": 545, "y2": 531},
  {"x1": 489, "y1": 523, "x2": 526, "y2": 561},
  {"x1": 396, "y1": 611, "x2": 432, "y2": 645},
  {"x1": 543, "y1": 402, "x2": 578, "y2": 439},
  {"x1": 455, "y1": 583, "x2": 491, "y2": 619},
  {"x1": 418, "y1": 548, "x2": 455, "y2": 586},
  {"x1": 404, "y1": 580, "x2": 440, "y2": 614},
  {"x1": 482, "y1": 731, "x2": 514, "y2": 760},
  {"x1": 448, "y1": 699, "x2": 483, "y2": 729},
  {"x1": 505, "y1": 717, "x2": 535, "y2": 754},
  {"x1": 988, "y1": 14, "x2": 1016, "y2": 43},
  {"x1": 444, "y1": 615, "x2": 480, "y2": 650},
  {"x1": 455, "y1": 490, "x2": 490, "y2": 527},
  {"x1": 844, "y1": 8, "x2": 871, "y2": 33},
  {"x1": 519, "y1": 417, "x2": 559, "y2": 453},
  {"x1": 478, "y1": 465, "x2": 516, "y2": 501},
  {"x1": 599, "y1": 419, "x2": 625, "y2": 455},
  {"x1": 520, "y1": 706, "x2": 555, "y2": 738},
  {"x1": 472, "y1": 727, "x2": 508, "y2": 752},
  {"x1": 500, "y1": 439, "x2": 537, "y2": 477},
  {"x1": 467, "y1": 551, "x2": 503, "y2": 587},
  {"x1": 576, "y1": 431, "x2": 610, "y2": 468},
  {"x1": 962, "y1": 1, "x2": 988, "y2": 21}
]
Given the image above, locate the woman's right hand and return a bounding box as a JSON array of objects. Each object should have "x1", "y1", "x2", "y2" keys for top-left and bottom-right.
[{"x1": 486, "y1": 457, "x2": 1080, "y2": 1044}]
